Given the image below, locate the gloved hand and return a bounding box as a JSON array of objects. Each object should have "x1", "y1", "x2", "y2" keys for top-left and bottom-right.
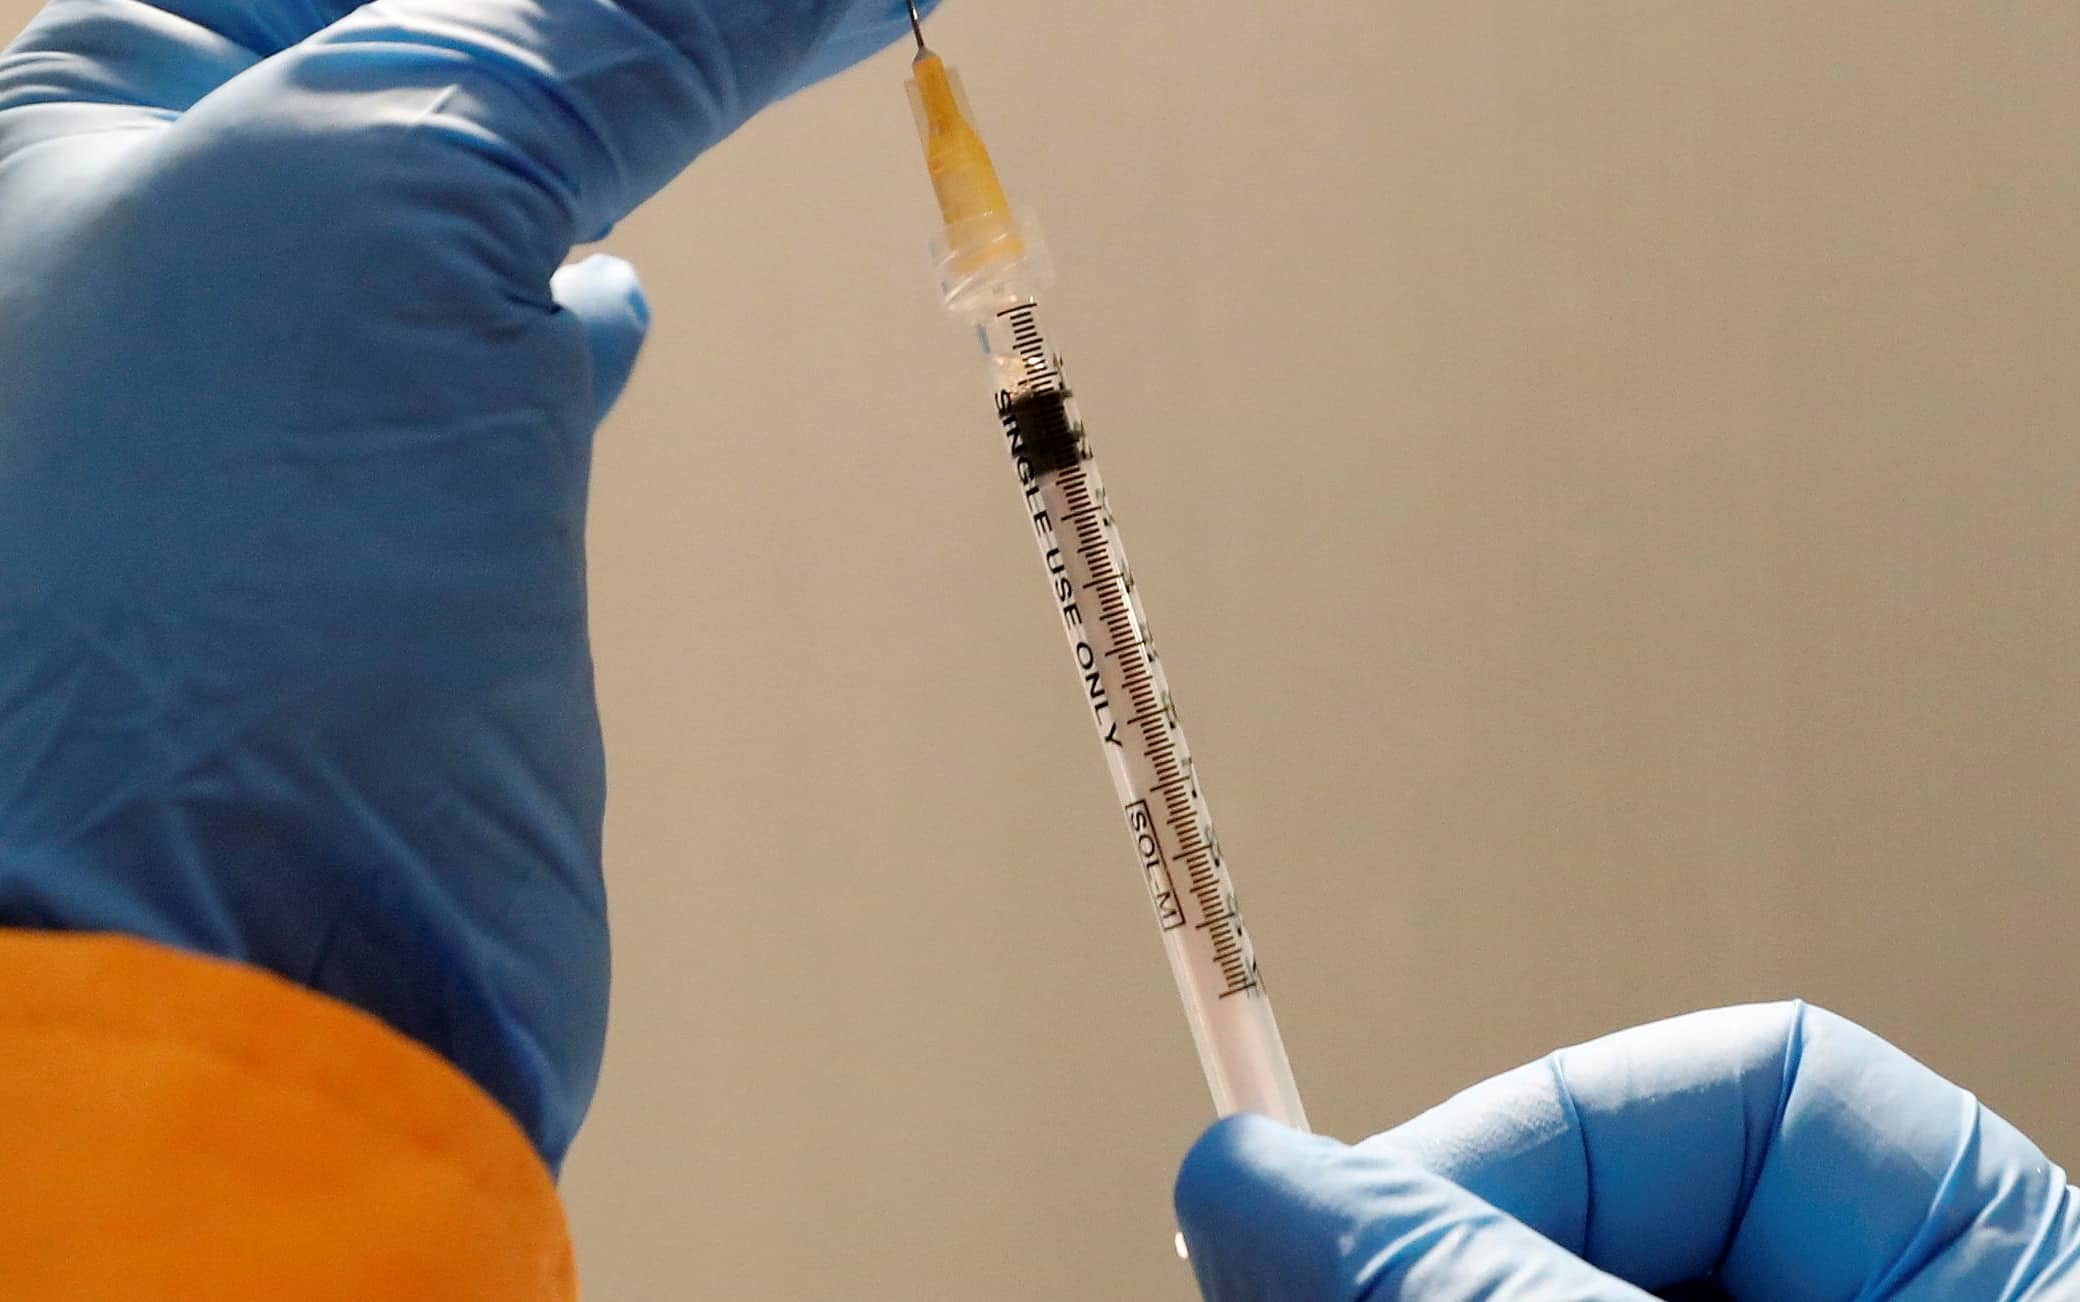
[
  {"x1": 1177, "y1": 1002, "x2": 2078, "y2": 1300},
  {"x1": 0, "y1": 0, "x2": 928, "y2": 1169}
]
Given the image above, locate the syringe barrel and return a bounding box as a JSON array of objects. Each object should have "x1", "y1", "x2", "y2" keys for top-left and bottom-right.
[{"x1": 969, "y1": 297, "x2": 1309, "y2": 1131}]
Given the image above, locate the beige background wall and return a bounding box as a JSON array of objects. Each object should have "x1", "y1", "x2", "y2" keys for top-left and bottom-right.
[{"x1": 9, "y1": 1, "x2": 2077, "y2": 1296}]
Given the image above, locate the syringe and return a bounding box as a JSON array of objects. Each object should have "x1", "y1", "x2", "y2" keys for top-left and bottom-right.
[{"x1": 902, "y1": 6, "x2": 1308, "y2": 1137}]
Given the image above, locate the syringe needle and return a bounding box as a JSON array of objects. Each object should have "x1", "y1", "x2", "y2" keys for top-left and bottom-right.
[{"x1": 906, "y1": 0, "x2": 926, "y2": 52}]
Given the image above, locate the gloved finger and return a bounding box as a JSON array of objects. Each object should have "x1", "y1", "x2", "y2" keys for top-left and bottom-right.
[
  {"x1": 1176, "y1": 1113, "x2": 1657, "y2": 1301},
  {"x1": 271, "y1": 0, "x2": 932, "y2": 251},
  {"x1": 1358, "y1": 1002, "x2": 2076, "y2": 1298},
  {"x1": 0, "y1": 0, "x2": 361, "y2": 148},
  {"x1": 1353, "y1": 1003, "x2": 1795, "y2": 1289},
  {"x1": 550, "y1": 254, "x2": 651, "y2": 427}
]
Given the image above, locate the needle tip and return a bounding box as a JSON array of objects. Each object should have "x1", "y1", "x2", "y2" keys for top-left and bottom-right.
[{"x1": 907, "y1": 0, "x2": 926, "y2": 51}]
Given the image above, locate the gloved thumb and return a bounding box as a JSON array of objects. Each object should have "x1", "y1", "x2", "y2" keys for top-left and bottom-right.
[
  {"x1": 1175, "y1": 1114, "x2": 1656, "y2": 1301},
  {"x1": 551, "y1": 254, "x2": 651, "y2": 427}
]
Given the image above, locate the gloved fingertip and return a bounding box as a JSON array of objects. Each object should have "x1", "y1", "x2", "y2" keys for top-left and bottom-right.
[
  {"x1": 553, "y1": 253, "x2": 650, "y2": 331},
  {"x1": 1175, "y1": 1114, "x2": 1312, "y2": 1228},
  {"x1": 550, "y1": 254, "x2": 650, "y2": 423},
  {"x1": 1176, "y1": 1115, "x2": 1350, "y2": 1298}
]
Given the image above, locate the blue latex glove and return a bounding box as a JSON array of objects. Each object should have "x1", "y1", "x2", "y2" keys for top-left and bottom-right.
[
  {"x1": 1177, "y1": 1002, "x2": 2078, "y2": 1299},
  {"x1": 0, "y1": 0, "x2": 929, "y2": 1168}
]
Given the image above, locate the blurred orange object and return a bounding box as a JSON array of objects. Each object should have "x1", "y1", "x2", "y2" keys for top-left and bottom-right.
[{"x1": 0, "y1": 930, "x2": 575, "y2": 1300}]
